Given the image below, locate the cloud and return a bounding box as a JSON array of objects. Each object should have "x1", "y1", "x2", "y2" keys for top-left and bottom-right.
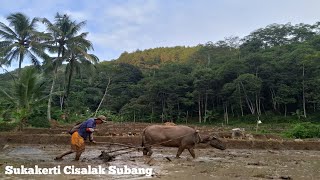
[
  {"x1": 105, "y1": 0, "x2": 157, "y2": 25},
  {"x1": 63, "y1": 11, "x2": 89, "y2": 22},
  {"x1": 85, "y1": 0, "x2": 159, "y2": 59}
]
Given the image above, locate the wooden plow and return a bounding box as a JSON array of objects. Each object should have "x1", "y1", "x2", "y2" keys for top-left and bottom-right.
[{"x1": 95, "y1": 142, "x2": 144, "y2": 162}]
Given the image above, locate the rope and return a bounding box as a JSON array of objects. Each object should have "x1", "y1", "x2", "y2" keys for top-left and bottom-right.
[
  {"x1": 105, "y1": 146, "x2": 134, "y2": 153},
  {"x1": 112, "y1": 148, "x2": 138, "y2": 157}
]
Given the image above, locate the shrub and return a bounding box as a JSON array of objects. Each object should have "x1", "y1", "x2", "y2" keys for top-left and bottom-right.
[
  {"x1": 284, "y1": 122, "x2": 320, "y2": 138},
  {"x1": 27, "y1": 107, "x2": 50, "y2": 128},
  {"x1": 0, "y1": 122, "x2": 18, "y2": 131}
]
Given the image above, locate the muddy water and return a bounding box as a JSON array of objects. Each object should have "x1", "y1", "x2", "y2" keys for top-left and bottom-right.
[
  {"x1": 0, "y1": 144, "x2": 159, "y2": 180},
  {"x1": 1, "y1": 144, "x2": 320, "y2": 180}
]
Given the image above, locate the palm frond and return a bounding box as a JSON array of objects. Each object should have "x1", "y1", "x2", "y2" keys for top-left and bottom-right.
[
  {"x1": 67, "y1": 20, "x2": 86, "y2": 38},
  {"x1": 40, "y1": 17, "x2": 63, "y2": 36},
  {"x1": 39, "y1": 17, "x2": 53, "y2": 26},
  {"x1": 0, "y1": 22, "x2": 18, "y2": 40},
  {"x1": 0, "y1": 88, "x2": 16, "y2": 103},
  {"x1": 87, "y1": 54, "x2": 99, "y2": 63},
  {"x1": 0, "y1": 41, "x2": 14, "y2": 48},
  {"x1": 14, "y1": 81, "x2": 27, "y2": 108},
  {"x1": 74, "y1": 60, "x2": 82, "y2": 74},
  {"x1": 47, "y1": 45, "x2": 59, "y2": 54},
  {"x1": 26, "y1": 51, "x2": 41, "y2": 67},
  {"x1": 1, "y1": 42, "x2": 18, "y2": 53},
  {"x1": 68, "y1": 33, "x2": 93, "y2": 50},
  {"x1": 29, "y1": 18, "x2": 39, "y2": 30},
  {"x1": 5, "y1": 47, "x2": 20, "y2": 64},
  {"x1": 31, "y1": 31, "x2": 52, "y2": 41},
  {"x1": 7, "y1": 13, "x2": 31, "y2": 38},
  {"x1": 25, "y1": 69, "x2": 40, "y2": 98}
]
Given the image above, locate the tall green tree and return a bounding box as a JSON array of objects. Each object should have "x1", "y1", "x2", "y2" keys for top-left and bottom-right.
[
  {"x1": 0, "y1": 13, "x2": 49, "y2": 75},
  {"x1": 64, "y1": 32, "x2": 99, "y2": 99},
  {"x1": 41, "y1": 13, "x2": 97, "y2": 120}
]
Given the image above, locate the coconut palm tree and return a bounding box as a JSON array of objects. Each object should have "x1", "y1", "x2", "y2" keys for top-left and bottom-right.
[
  {"x1": 64, "y1": 32, "x2": 99, "y2": 99},
  {"x1": 0, "y1": 12, "x2": 49, "y2": 76},
  {"x1": 41, "y1": 13, "x2": 98, "y2": 120}
]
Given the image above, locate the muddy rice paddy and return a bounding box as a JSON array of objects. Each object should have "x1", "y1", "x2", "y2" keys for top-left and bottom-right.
[
  {"x1": 0, "y1": 123, "x2": 319, "y2": 179},
  {"x1": 0, "y1": 144, "x2": 319, "y2": 180}
]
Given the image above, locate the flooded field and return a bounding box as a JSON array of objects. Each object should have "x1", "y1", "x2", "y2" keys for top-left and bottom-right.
[{"x1": 0, "y1": 144, "x2": 320, "y2": 180}]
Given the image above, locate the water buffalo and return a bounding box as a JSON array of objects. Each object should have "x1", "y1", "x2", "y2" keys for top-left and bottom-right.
[{"x1": 141, "y1": 125, "x2": 226, "y2": 158}]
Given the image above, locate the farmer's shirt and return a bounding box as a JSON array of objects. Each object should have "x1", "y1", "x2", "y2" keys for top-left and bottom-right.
[{"x1": 78, "y1": 118, "x2": 96, "y2": 140}]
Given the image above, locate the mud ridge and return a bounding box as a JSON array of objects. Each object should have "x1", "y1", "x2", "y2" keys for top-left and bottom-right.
[{"x1": 1, "y1": 133, "x2": 320, "y2": 150}]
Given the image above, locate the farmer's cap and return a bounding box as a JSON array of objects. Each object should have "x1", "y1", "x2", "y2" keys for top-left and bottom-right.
[{"x1": 96, "y1": 115, "x2": 107, "y2": 123}]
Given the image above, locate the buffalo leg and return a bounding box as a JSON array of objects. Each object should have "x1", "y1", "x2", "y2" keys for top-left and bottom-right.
[
  {"x1": 143, "y1": 148, "x2": 148, "y2": 156},
  {"x1": 187, "y1": 148, "x2": 196, "y2": 158},
  {"x1": 147, "y1": 147, "x2": 153, "y2": 156},
  {"x1": 143, "y1": 146, "x2": 153, "y2": 156},
  {"x1": 176, "y1": 146, "x2": 185, "y2": 158}
]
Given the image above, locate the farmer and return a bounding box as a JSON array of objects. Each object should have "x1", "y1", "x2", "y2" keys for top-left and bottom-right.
[{"x1": 54, "y1": 115, "x2": 107, "y2": 161}]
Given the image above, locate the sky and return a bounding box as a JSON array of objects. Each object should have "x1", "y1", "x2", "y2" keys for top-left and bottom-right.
[{"x1": 1, "y1": 0, "x2": 320, "y2": 72}]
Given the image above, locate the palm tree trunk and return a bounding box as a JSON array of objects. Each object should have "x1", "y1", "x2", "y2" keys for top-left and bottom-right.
[
  {"x1": 47, "y1": 66, "x2": 57, "y2": 121},
  {"x1": 18, "y1": 53, "x2": 24, "y2": 76},
  {"x1": 66, "y1": 57, "x2": 74, "y2": 99},
  {"x1": 59, "y1": 85, "x2": 64, "y2": 111},
  {"x1": 47, "y1": 49, "x2": 62, "y2": 121}
]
